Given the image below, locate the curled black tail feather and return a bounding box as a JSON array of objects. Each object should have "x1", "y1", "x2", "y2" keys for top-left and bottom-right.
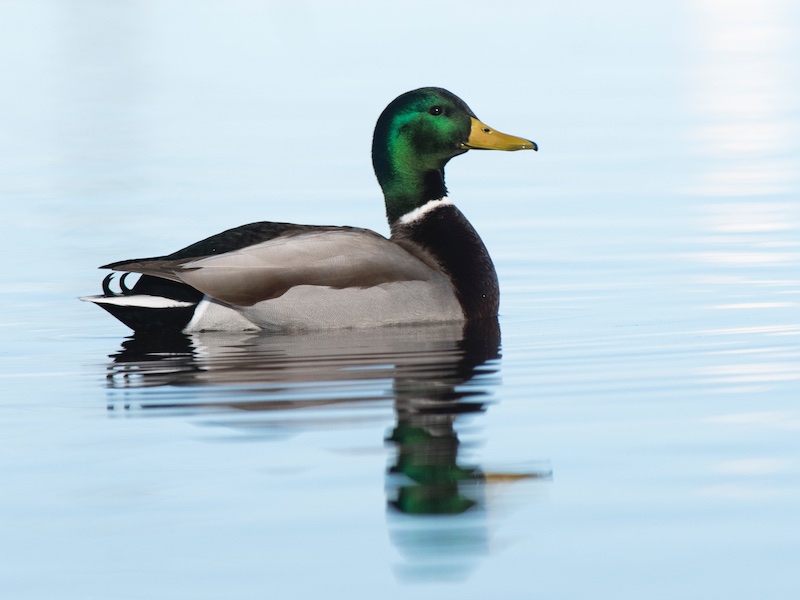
[
  {"x1": 102, "y1": 273, "x2": 138, "y2": 297},
  {"x1": 101, "y1": 273, "x2": 203, "y2": 303},
  {"x1": 102, "y1": 273, "x2": 115, "y2": 297},
  {"x1": 120, "y1": 272, "x2": 134, "y2": 295}
]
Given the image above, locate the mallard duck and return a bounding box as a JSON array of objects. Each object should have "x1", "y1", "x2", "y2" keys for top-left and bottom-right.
[{"x1": 82, "y1": 87, "x2": 536, "y2": 332}]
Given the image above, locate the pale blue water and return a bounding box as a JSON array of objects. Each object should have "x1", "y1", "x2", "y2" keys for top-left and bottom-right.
[{"x1": 2, "y1": 1, "x2": 799, "y2": 598}]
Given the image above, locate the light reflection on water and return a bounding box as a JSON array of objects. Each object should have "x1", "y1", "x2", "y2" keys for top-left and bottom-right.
[{"x1": 686, "y1": 0, "x2": 797, "y2": 197}]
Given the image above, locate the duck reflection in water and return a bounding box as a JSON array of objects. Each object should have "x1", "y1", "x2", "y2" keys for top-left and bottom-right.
[
  {"x1": 107, "y1": 318, "x2": 549, "y2": 579},
  {"x1": 386, "y1": 317, "x2": 511, "y2": 517}
]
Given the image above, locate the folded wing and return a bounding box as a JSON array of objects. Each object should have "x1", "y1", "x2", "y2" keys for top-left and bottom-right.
[{"x1": 104, "y1": 226, "x2": 440, "y2": 307}]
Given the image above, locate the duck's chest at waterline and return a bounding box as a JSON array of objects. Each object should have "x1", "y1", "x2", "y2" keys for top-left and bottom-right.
[{"x1": 392, "y1": 202, "x2": 499, "y2": 320}]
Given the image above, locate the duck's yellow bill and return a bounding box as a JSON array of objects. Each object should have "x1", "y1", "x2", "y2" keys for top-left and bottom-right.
[{"x1": 462, "y1": 117, "x2": 537, "y2": 151}]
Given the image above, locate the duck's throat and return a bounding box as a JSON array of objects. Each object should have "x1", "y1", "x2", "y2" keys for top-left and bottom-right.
[{"x1": 382, "y1": 169, "x2": 448, "y2": 224}]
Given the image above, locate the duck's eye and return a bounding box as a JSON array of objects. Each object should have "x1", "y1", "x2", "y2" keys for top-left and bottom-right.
[{"x1": 428, "y1": 105, "x2": 444, "y2": 116}]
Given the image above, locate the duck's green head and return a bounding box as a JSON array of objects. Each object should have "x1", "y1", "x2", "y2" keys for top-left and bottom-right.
[{"x1": 372, "y1": 87, "x2": 536, "y2": 224}]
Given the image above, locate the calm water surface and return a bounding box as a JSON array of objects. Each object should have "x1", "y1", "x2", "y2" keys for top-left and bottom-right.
[{"x1": 1, "y1": 1, "x2": 799, "y2": 598}]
